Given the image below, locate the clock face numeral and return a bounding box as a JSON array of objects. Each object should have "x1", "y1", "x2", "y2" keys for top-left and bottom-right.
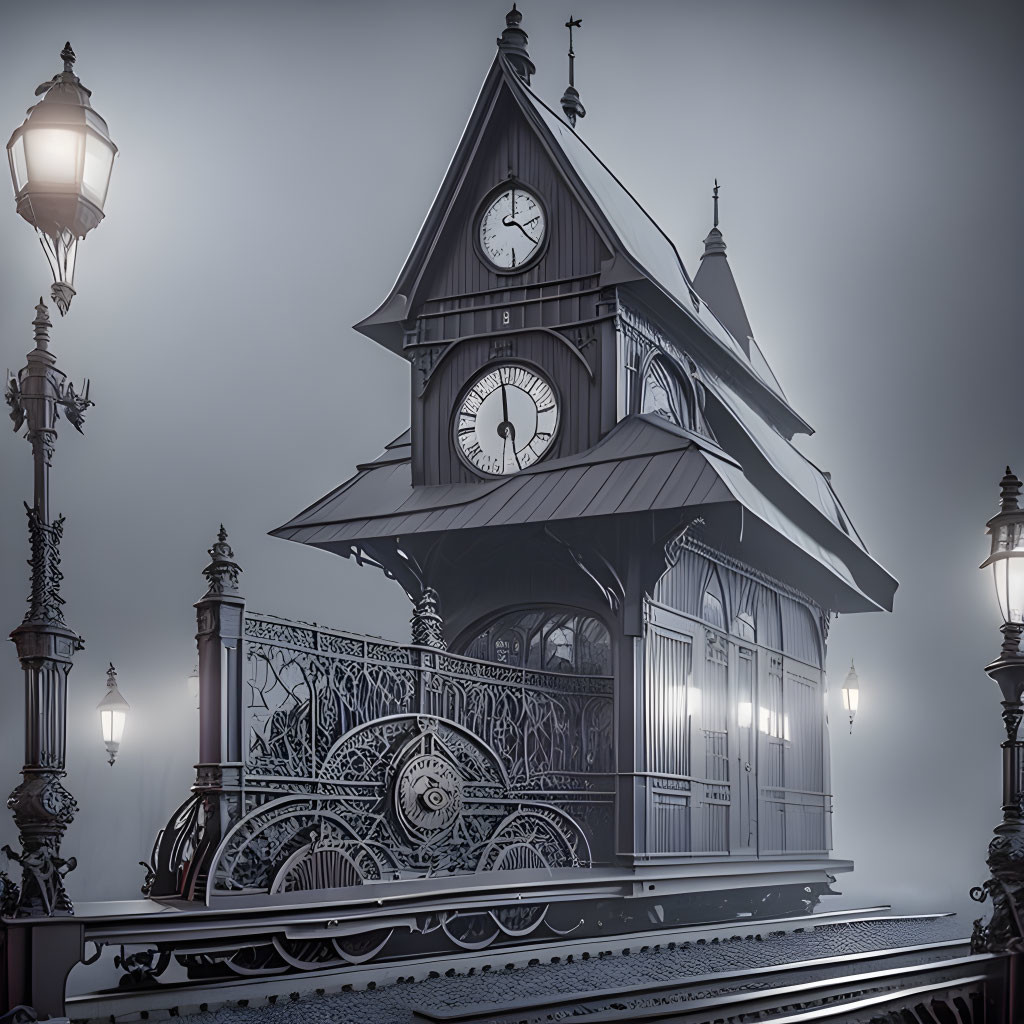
[
  {"x1": 455, "y1": 364, "x2": 559, "y2": 476},
  {"x1": 479, "y1": 187, "x2": 546, "y2": 270}
]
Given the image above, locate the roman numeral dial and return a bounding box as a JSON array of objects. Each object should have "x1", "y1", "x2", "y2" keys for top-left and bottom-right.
[
  {"x1": 478, "y1": 187, "x2": 546, "y2": 271},
  {"x1": 455, "y1": 364, "x2": 559, "y2": 476}
]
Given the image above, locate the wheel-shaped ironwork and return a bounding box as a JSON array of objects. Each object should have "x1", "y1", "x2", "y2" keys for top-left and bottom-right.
[
  {"x1": 394, "y1": 751, "x2": 464, "y2": 843},
  {"x1": 442, "y1": 910, "x2": 501, "y2": 950},
  {"x1": 332, "y1": 928, "x2": 393, "y2": 964},
  {"x1": 268, "y1": 823, "x2": 394, "y2": 968},
  {"x1": 223, "y1": 944, "x2": 290, "y2": 976},
  {"x1": 272, "y1": 936, "x2": 346, "y2": 971}
]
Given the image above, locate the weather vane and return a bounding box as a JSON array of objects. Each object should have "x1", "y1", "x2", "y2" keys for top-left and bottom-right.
[
  {"x1": 713, "y1": 178, "x2": 721, "y2": 228},
  {"x1": 560, "y1": 15, "x2": 586, "y2": 127}
]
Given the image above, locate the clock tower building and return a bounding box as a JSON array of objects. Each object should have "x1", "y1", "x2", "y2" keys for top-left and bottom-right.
[{"x1": 273, "y1": 6, "x2": 896, "y2": 883}]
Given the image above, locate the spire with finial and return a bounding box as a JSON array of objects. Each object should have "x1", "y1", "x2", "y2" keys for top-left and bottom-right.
[
  {"x1": 560, "y1": 16, "x2": 586, "y2": 128},
  {"x1": 702, "y1": 179, "x2": 726, "y2": 257},
  {"x1": 497, "y1": 4, "x2": 536, "y2": 84},
  {"x1": 692, "y1": 179, "x2": 756, "y2": 358}
]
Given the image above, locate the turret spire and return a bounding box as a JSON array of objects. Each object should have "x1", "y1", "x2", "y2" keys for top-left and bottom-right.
[
  {"x1": 497, "y1": 4, "x2": 536, "y2": 84},
  {"x1": 560, "y1": 16, "x2": 586, "y2": 128},
  {"x1": 692, "y1": 180, "x2": 755, "y2": 357}
]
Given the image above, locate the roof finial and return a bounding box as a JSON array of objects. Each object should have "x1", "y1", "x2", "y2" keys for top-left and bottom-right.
[
  {"x1": 559, "y1": 16, "x2": 586, "y2": 128},
  {"x1": 1000, "y1": 467, "x2": 1022, "y2": 512},
  {"x1": 497, "y1": 4, "x2": 536, "y2": 84},
  {"x1": 60, "y1": 41, "x2": 76, "y2": 74},
  {"x1": 713, "y1": 178, "x2": 720, "y2": 229}
]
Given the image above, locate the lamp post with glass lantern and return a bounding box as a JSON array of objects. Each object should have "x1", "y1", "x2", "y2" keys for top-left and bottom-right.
[
  {"x1": 972, "y1": 467, "x2": 1024, "y2": 951},
  {"x1": 1, "y1": 43, "x2": 116, "y2": 919}
]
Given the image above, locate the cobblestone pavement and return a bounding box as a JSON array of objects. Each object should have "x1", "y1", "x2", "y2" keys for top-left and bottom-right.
[{"x1": 169, "y1": 915, "x2": 968, "y2": 1024}]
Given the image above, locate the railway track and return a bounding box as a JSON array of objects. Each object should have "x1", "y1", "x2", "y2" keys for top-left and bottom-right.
[
  {"x1": 412, "y1": 940, "x2": 984, "y2": 1024},
  {"x1": 65, "y1": 908, "x2": 976, "y2": 1023}
]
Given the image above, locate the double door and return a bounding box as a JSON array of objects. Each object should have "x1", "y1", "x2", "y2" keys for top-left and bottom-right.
[{"x1": 644, "y1": 604, "x2": 828, "y2": 858}]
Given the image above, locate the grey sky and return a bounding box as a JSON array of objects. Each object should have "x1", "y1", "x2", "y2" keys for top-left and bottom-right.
[{"x1": 1, "y1": 0, "x2": 1022, "y2": 927}]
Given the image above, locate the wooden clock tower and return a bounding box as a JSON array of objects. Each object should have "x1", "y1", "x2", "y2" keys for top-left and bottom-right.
[{"x1": 273, "y1": 6, "x2": 896, "y2": 888}]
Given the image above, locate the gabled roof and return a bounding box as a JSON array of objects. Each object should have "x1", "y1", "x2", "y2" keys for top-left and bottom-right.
[{"x1": 354, "y1": 53, "x2": 809, "y2": 438}]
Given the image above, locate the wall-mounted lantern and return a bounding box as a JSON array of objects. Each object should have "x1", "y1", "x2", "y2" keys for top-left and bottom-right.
[
  {"x1": 186, "y1": 665, "x2": 199, "y2": 710},
  {"x1": 97, "y1": 663, "x2": 129, "y2": 765},
  {"x1": 841, "y1": 659, "x2": 859, "y2": 734}
]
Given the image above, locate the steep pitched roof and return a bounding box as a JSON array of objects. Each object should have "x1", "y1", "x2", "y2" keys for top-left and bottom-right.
[{"x1": 354, "y1": 54, "x2": 809, "y2": 437}]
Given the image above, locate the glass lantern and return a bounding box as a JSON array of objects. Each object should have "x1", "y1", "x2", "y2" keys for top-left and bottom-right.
[
  {"x1": 6, "y1": 43, "x2": 117, "y2": 314},
  {"x1": 97, "y1": 663, "x2": 129, "y2": 765},
  {"x1": 981, "y1": 469, "x2": 1024, "y2": 643},
  {"x1": 841, "y1": 659, "x2": 859, "y2": 734},
  {"x1": 186, "y1": 665, "x2": 200, "y2": 710}
]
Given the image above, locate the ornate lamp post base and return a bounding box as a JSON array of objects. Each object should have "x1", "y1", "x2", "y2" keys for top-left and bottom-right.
[{"x1": 1, "y1": 301, "x2": 90, "y2": 918}]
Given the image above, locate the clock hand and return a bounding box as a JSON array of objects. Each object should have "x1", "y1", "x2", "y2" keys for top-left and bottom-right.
[
  {"x1": 501, "y1": 215, "x2": 538, "y2": 245},
  {"x1": 501, "y1": 383, "x2": 510, "y2": 425}
]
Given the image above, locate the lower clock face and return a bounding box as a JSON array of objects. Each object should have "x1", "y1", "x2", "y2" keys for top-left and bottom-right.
[{"x1": 455, "y1": 364, "x2": 559, "y2": 476}]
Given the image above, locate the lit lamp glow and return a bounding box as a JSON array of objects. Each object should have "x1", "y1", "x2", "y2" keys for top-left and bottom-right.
[
  {"x1": 97, "y1": 663, "x2": 129, "y2": 766},
  {"x1": 186, "y1": 665, "x2": 200, "y2": 710},
  {"x1": 6, "y1": 42, "x2": 117, "y2": 315},
  {"x1": 841, "y1": 659, "x2": 859, "y2": 734},
  {"x1": 981, "y1": 469, "x2": 1024, "y2": 644}
]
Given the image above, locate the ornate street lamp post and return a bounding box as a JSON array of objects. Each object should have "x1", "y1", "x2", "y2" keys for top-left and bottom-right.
[
  {"x1": 972, "y1": 467, "x2": 1024, "y2": 951},
  {"x1": 1, "y1": 44, "x2": 115, "y2": 919},
  {"x1": 6, "y1": 42, "x2": 116, "y2": 316}
]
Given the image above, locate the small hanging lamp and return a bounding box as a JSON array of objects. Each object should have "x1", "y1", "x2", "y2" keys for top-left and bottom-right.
[
  {"x1": 841, "y1": 659, "x2": 859, "y2": 734},
  {"x1": 186, "y1": 664, "x2": 200, "y2": 709},
  {"x1": 97, "y1": 663, "x2": 129, "y2": 765}
]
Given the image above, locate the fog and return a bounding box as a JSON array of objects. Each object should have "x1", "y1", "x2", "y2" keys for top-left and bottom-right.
[{"x1": 1, "y1": 0, "x2": 1022, "y2": 927}]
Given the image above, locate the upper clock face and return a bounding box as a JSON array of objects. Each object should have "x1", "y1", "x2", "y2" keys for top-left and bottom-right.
[
  {"x1": 455, "y1": 364, "x2": 559, "y2": 476},
  {"x1": 478, "y1": 187, "x2": 546, "y2": 270}
]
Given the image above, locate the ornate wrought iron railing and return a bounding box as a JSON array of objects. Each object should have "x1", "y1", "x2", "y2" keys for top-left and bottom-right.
[
  {"x1": 149, "y1": 545, "x2": 616, "y2": 908},
  {"x1": 243, "y1": 612, "x2": 614, "y2": 792}
]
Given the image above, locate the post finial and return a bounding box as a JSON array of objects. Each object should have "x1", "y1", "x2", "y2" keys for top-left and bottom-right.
[
  {"x1": 1000, "y1": 467, "x2": 1022, "y2": 512},
  {"x1": 106, "y1": 663, "x2": 116, "y2": 685},
  {"x1": 31, "y1": 300, "x2": 52, "y2": 352},
  {"x1": 60, "y1": 42, "x2": 76, "y2": 74},
  {"x1": 560, "y1": 15, "x2": 586, "y2": 128},
  {"x1": 497, "y1": 4, "x2": 535, "y2": 84},
  {"x1": 202, "y1": 524, "x2": 242, "y2": 597}
]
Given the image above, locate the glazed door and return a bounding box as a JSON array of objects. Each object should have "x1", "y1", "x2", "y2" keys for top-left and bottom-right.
[
  {"x1": 756, "y1": 654, "x2": 828, "y2": 855},
  {"x1": 730, "y1": 644, "x2": 757, "y2": 856}
]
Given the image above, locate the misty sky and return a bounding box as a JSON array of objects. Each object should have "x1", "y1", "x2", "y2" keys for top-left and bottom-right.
[{"x1": 1, "y1": 0, "x2": 1023, "y2": 928}]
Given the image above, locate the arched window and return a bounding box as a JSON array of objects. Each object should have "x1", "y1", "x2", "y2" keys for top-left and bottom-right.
[
  {"x1": 641, "y1": 357, "x2": 691, "y2": 429},
  {"x1": 463, "y1": 608, "x2": 611, "y2": 675},
  {"x1": 701, "y1": 571, "x2": 726, "y2": 630},
  {"x1": 732, "y1": 611, "x2": 756, "y2": 642}
]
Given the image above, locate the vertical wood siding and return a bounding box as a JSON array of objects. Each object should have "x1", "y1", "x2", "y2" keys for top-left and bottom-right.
[
  {"x1": 417, "y1": 92, "x2": 609, "y2": 302},
  {"x1": 415, "y1": 330, "x2": 602, "y2": 485}
]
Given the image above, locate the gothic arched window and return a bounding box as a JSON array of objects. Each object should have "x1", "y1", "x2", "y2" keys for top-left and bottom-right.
[
  {"x1": 701, "y1": 571, "x2": 726, "y2": 630},
  {"x1": 640, "y1": 357, "x2": 691, "y2": 429},
  {"x1": 462, "y1": 608, "x2": 611, "y2": 675}
]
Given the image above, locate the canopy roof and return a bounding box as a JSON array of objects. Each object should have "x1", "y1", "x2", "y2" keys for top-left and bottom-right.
[{"x1": 272, "y1": 415, "x2": 891, "y2": 613}]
